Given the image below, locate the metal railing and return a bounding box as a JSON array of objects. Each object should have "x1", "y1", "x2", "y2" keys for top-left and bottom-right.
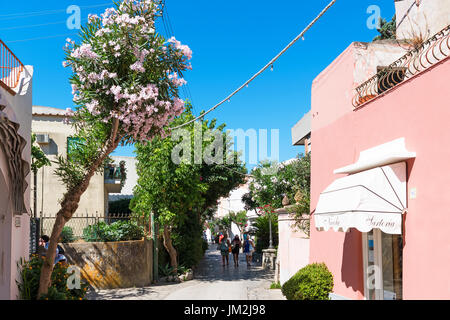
[
  {"x1": 0, "y1": 39, "x2": 24, "y2": 96},
  {"x1": 105, "y1": 165, "x2": 123, "y2": 180},
  {"x1": 38, "y1": 213, "x2": 147, "y2": 242},
  {"x1": 353, "y1": 25, "x2": 450, "y2": 108}
]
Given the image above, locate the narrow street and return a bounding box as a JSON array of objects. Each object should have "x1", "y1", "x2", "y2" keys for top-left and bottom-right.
[{"x1": 87, "y1": 245, "x2": 285, "y2": 300}]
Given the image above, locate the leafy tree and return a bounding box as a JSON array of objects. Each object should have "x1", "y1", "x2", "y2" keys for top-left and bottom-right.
[
  {"x1": 131, "y1": 106, "x2": 246, "y2": 272},
  {"x1": 31, "y1": 134, "x2": 51, "y2": 174},
  {"x1": 247, "y1": 154, "x2": 311, "y2": 235},
  {"x1": 38, "y1": 0, "x2": 192, "y2": 297},
  {"x1": 373, "y1": 15, "x2": 396, "y2": 41},
  {"x1": 228, "y1": 210, "x2": 248, "y2": 235},
  {"x1": 252, "y1": 213, "x2": 279, "y2": 253}
]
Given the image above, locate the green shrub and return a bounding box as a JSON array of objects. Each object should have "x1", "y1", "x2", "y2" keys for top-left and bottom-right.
[
  {"x1": 82, "y1": 221, "x2": 108, "y2": 242},
  {"x1": 281, "y1": 263, "x2": 333, "y2": 300},
  {"x1": 159, "y1": 263, "x2": 176, "y2": 277},
  {"x1": 252, "y1": 215, "x2": 278, "y2": 253},
  {"x1": 17, "y1": 255, "x2": 89, "y2": 300},
  {"x1": 172, "y1": 214, "x2": 204, "y2": 269},
  {"x1": 270, "y1": 282, "x2": 282, "y2": 289},
  {"x1": 82, "y1": 220, "x2": 144, "y2": 242},
  {"x1": 61, "y1": 226, "x2": 76, "y2": 243}
]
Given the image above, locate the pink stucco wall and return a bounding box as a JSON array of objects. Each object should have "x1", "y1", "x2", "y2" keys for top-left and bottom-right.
[{"x1": 310, "y1": 42, "x2": 450, "y2": 299}]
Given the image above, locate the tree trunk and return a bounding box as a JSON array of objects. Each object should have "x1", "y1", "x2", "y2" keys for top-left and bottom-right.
[
  {"x1": 162, "y1": 225, "x2": 178, "y2": 275},
  {"x1": 37, "y1": 121, "x2": 121, "y2": 298}
]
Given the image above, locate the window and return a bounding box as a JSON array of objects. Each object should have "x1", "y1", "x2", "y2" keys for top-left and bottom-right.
[{"x1": 363, "y1": 229, "x2": 403, "y2": 300}]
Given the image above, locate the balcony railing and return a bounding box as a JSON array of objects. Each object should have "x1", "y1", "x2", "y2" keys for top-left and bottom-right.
[
  {"x1": 0, "y1": 39, "x2": 24, "y2": 96},
  {"x1": 353, "y1": 25, "x2": 450, "y2": 108},
  {"x1": 104, "y1": 164, "x2": 125, "y2": 181}
]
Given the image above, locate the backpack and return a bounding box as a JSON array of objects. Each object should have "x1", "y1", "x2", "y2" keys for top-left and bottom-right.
[
  {"x1": 57, "y1": 244, "x2": 65, "y2": 255},
  {"x1": 220, "y1": 240, "x2": 228, "y2": 251}
]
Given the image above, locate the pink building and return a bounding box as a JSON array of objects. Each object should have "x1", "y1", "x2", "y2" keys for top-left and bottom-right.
[
  {"x1": 309, "y1": 2, "x2": 449, "y2": 300},
  {"x1": 0, "y1": 40, "x2": 33, "y2": 300}
]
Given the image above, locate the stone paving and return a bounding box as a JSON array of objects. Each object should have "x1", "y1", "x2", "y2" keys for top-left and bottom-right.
[{"x1": 87, "y1": 245, "x2": 285, "y2": 300}]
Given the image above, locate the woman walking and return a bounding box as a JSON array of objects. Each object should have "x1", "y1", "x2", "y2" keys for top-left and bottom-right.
[
  {"x1": 219, "y1": 233, "x2": 231, "y2": 267},
  {"x1": 231, "y1": 235, "x2": 241, "y2": 267},
  {"x1": 243, "y1": 234, "x2": 255, "y2": 266}
]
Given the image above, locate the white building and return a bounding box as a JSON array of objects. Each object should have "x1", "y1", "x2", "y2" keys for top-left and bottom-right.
[
  {"x1": 0, "y1": 40, "x2": 33, "y2": 300},
  {"x1": 108, "y1": 155, "x2": 138, "y2": 202}
]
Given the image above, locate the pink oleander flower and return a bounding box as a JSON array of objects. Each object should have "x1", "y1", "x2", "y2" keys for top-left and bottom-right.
[
  {"x1": 130, "y1": 61, "x2": 145, "y2": 73},
  {"x1": 71, "y1": 44, "x2": 99, "y2": 60},
  {"x1": 88, "y1": 14, "x2": 99, "y2": 23},
  {"x1": 168, "y1": 72, "x2": 187, "y2": 87}
]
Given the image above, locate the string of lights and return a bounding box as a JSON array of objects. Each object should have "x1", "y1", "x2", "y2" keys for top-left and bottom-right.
[{"x1": 170, "y1": 0, "x2": 337, "y2": 131}]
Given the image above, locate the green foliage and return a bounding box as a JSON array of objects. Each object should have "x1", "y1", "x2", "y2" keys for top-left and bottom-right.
[
  {"x1": 252, "y1": 214, "x2": 278, "y2": 253},
  {"x1": 31, "y1": 134, "x2": 51, "y2": 174},
  {"x1": 281, "y1": 263, "x2": 334, "y2": 300},
  {"x1": 229, "y1": 210, "x2": 248, "y2": 232},
  {"x1": 172, "y1": 210, "x2": 205, "y2": 268},
  {"x1": 159, "y1": 263, "x2": 176, "y2": 277},
  {"x1": 248, "y1": 153, "x2": 310, "y2": 209},
  {"x1": 215, "y1": 214, "x2": 232, "y2": 232},
  {"x1": 61, "y1": 226, "x2": 76, "y2": 243},
  {"x1": 270, "y1": 282, "x2": 282, "y2": 289},
  {"x1": 373, "y1": 15, "x2": 396, "y2": 41},
  {"x1": 17, "y1": 255, "x2": 88, "y2": 300},
  {"x1": 242, "y1": 192, "x2": 258, "y2": 212},
  {"x1": 131, "y1": 106, "x2": 247, "y2": 269},
  {"x1": 82, "y1": 220, "x2": 144, "y2": 242},
  {"x1": 108, "y1": 198, "x2": 132, "y2": 214},
  {"x1": 248, "y1": 153, "x2": 311, "y2": 236}
]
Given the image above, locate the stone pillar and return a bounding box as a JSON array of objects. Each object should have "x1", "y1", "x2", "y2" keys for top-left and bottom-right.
[
  {"x1": 274, "y1": 250, "x2": 280, "y2": 283},
  {"x1": 262, "y1": 248, "x2": 277, "y2": 270}
]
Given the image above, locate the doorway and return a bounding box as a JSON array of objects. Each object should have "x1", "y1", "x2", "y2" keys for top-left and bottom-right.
[{"x1": 362, "y1": 229, "x2": 403, "y2": 300}]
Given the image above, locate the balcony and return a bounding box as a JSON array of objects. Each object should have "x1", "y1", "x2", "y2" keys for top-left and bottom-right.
[
  {"x1": 104, "y1": 163, "x2": 125, "y2": 194},
  {"x1": 353, "y1": 25, "x2": 450, "y2": 108},
  {"x1": 0, "y1": 39, "x2": 24, "y2": 96}
]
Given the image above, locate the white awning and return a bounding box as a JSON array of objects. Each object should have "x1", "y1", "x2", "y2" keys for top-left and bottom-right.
[
  {"x1": 334, "y1": 138, "x2": 415, "y2": 174},
  {"x1": 314, "y1": 162, "x2": 407, "y2": 235}
]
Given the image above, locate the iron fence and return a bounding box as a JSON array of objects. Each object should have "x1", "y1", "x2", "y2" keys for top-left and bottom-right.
[{"x1": 38, "y1": 213, "x2": 149, "y2": 242}]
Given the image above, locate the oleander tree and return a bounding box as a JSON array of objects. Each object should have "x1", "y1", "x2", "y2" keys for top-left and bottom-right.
[
  {"x1": 246, "y1": 154, "x2": 311, "y2": 235},
  {"x1": 38, "y1": 0, "x2": 192, "y2": 297}
]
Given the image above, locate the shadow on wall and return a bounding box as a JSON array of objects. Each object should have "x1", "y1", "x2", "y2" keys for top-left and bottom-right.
[
  {"x1": 62, "y1": 239, "x2": 153, "y2": 290},
  {"x1": 341, "y1": 230, "x2": 364, "y2": 296}
]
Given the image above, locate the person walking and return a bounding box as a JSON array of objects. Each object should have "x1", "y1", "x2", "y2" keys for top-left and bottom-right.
[
  {"x1": 231, "y1": 235, "x2": 241, "y2": 267},
  {"x1": 243, "y1": 234, "x2": 255, "y2": 266},
  {"x1": 40, "y1": 235, "x2": 67, "y2": 264},
  {"x1": 219, "y1": 233, "x2": 231, "y2": 267}
]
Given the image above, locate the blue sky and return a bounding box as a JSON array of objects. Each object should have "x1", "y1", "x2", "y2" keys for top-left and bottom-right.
[{"x1": 1, "y1": 0, "x2": 395, "y2": 170}]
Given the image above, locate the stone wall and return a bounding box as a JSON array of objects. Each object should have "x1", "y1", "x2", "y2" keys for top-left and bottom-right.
[{"x1": 61, "y1": 239, "x2": 153, "y2": 290}]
